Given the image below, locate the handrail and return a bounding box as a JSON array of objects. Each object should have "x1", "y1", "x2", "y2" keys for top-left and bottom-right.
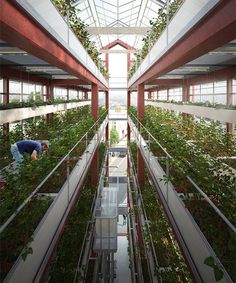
[
  {"x1": 129, "y1": 112, "x2": 172, "y2": 159},
  {"x1": 0, "y1": 111, "x2": 108, "y2": 234},
  {"x1": 0, "y1": 105, "x2": 94, "y2": 174},
  {"x1": 73, "y1": 149, "x2": 108, "y2": 283},
  {"x1": 187, "y1": 176, "x2": 236, "y2": 234},
  {"x1": 128, "y1": 113, "x2": 236, "y2": 235},
  {"x1": 128, "y1": 148, "x2": 159, "y2": 280}
]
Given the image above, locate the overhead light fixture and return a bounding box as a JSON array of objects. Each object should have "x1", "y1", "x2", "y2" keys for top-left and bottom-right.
[
  {"x1": 25, "y1": 66, "x2": 62, "y2": 72},
  {"x1": 209, "y1": 45, "x2": 236, "y2": 55},
  {"x1": 174, "y1": 66, "x2": 210, "y2": 72},
  {"x1": 209, "y1": 51, "x2": 236, "y2": 55},
  {"x1": 0, "y1": 51, "x2": 28, "y2": 56}
]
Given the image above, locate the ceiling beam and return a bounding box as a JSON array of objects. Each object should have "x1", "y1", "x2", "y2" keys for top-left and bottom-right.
[
  {"x1": 51, "y1": 79, "x2": 89, "y2": 86},
  {"x1": 86, "y1": 26, "x2": 150, "y2": 35},
  {"x1": 145, "y1": 67, "x2": 236, "y2": 90},
  {"x1": 0, "y1": 66, "x2": 51, "y2": 84},
  {"x1": 146, "y1": 79, "x2": 184, "y2": 86},
  {"x1": 0, "y1": 1, "x2": 108, "y2": 90},
  {"x1": 186, "y1": 66, "x2": 236, "y2": 85},
  {"x1": 129, "y1": 0, "x2": 236, "y2": 89},
  {"x1": 101, "y1": 39, "x2": 135, "y2": 51}
]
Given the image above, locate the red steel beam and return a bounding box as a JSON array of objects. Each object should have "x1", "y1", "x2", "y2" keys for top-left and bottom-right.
[
  {"x1": 145, "y1": 67, "x2": 236, "y2": 91},
  {"x1": 186, "y1": 66, "x2": 236, "y2": 85},
  {"x1": 101, "y1": 39, "x2": 135, "y2": 51},
  {"x1": 51, "y1": 79, "x2": 89, "y2": 86},
  {"x1": 0, "y1": 67, "x2": 50, "y2": 85},
  {"x1": 0, "y1": 1, "x2": 107, "y2": 90},
  {"x1": 129, "y1": 0, "x2": 236, "y2": 88},
  {"x1": 137, "y1": 83, "x2": 144, "y2": 121},
  {"x1": 91, "y1": 83, "x2": 98, "y2": 120},
  {"x1": 146, "y1": 79, "x2": 184, "y2": 86}
]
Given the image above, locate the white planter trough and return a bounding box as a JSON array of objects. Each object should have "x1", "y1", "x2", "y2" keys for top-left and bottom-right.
[{"x1": 0, "y1": 101, "x2": 90, "y2": 124}]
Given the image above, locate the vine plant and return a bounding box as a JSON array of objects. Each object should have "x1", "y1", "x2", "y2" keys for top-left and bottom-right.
[
  {"x1": 129, "y1": 106, "x2": 236, "y2": 281},
  {"x1": 0, "y1": 107, "x2": 107, "y2": 281},
  {"x1": 53, "y1": 0, "x2": 109, "y2": 79},
  {"x1": 128, "y1": 0, "x2": 183, "y2": 79}
]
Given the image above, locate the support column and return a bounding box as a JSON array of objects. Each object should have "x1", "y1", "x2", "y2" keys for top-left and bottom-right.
[
  {"x1": 226, "y1": 79, "x2": 233, "y2": 134},
  {"x1": 182, "y1": 84, "x2": 191, "y2": 119},
  {"x1": 84, "y1": 91, "x2": 88, "y2": 100},
  {"x1": 105, "y1": 53, "x2": 109, "y2": 72},
  {"x1": 167, "y1": 88, "x2": 170, "y2": 101},
  {"x1": 182, "y1": 84, "x2": 190, "y2": 102},
  {"x1": 127, "y1": 51, "x2": 131, "y2": 74},
  {"x1": 91, "y1": 148, "x2": 99, "y2": 185},
  {"x1": 137, "y1": 148, "x2": 145, "y2": 186},
  {"x1": 137, "y1": 84, "x2": 145, "y2": 186},
  {"x1": 127, "y1": 90, "x2": 131, "y2": 141},
  {"x1": 46, "y1": 83, "x2": 53, "y2": 123},
  {"x1": 105, "y1": 90, "x2": 109, "y2": 142},
  {"x1": 91, "y1": 83, "x2": 98, "y2": 121},
  {"x1": 66, "y1": 87, "x2": 69, "y2": 101},
  {"x1": 2, "y1": 78, "x2": 10, "y2": 153},
  {"x1": 91, "y1": 83, "x2": 99, "y2": 184},
  {"x1": 3, "y1": 78, "x2": 9, "y2": 104},
  {"x1": 137, "y1": 83, "x2": 144, "y2": 121}
]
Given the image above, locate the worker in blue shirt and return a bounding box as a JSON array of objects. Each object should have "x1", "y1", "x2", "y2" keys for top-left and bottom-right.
[{"x1": 11, "y1": 140, "x2": 49, "y2": 163}]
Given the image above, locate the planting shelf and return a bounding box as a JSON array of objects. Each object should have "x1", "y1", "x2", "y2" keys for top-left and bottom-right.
[
  {"x1": 15, "y1": 0, "x2": 108, "y2": 87},
  {"x1": 146, "y1": 101, "x2": 236, "y2": 123},
  {"x1": 128, "y1": 116, "x2": 233, "y2": 283},
  {"x1": 0, "y1": 101, "x2": 90, "y2": 124},
  {"x1": 3, "y1": 117, "x2": 108, "y2": 283},
  {"x1": 128, "y1": 0, "x2": 220, "y2": 87}
]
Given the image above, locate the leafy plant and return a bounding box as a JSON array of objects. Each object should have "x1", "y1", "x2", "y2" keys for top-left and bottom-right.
[
  {"x1": 110, "y1": 127, "x2": 119, "y2": 145},
  {"x1": 52, "y1": 0, "x2": 109, "y2": 79},
  {"x1": 204, "y1": 256, "x2": 224, "y2": 281},
  {"x1": 128, "y1": 0, "x2": 183, "y2": 79}
]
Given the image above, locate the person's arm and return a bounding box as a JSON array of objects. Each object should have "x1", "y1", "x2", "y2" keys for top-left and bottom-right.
[{"x1": 31, "y1": 150, "x2": 38, "y2": 160}]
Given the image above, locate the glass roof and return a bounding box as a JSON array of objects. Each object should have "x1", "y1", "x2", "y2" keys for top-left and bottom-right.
[{"x1": 75, "y1": 0, "x2": 166, "y2": 49}]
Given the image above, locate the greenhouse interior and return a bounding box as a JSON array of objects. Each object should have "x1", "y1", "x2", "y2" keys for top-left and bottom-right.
[{"x1": 0, "y1": 0, "x2": 236, "y2": 282}]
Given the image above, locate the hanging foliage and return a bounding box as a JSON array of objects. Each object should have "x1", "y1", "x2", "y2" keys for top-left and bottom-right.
[
  {"x1": 53, "y1": 0, "x2": 109, "y2": 79},
  {"x1": 128, "y1": 0, "x2": 183, "y2": 79}
]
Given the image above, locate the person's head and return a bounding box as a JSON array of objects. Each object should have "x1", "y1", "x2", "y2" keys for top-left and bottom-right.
[{"x1": 41, "y1": 142, "x2": 49, "y2": 152}]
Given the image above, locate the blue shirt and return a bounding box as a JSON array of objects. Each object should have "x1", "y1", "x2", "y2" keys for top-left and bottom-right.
[{"x1": 16, "y1": 140, "x2": 41, "y2": 155}]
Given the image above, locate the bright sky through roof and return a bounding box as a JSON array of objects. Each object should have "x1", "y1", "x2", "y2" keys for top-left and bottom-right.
[{"x1": 75, "y1": 0, "x2": 164, "y2": 49}]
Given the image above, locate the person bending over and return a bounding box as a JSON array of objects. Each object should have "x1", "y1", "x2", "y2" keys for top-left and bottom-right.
[{"x1": 11, "y1": 140, "x2": 48, "y2": 163}]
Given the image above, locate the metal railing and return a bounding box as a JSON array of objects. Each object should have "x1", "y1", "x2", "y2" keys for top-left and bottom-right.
[
  {"x1": 129, "y1": 112, "x2": 236, "y2": 234},
  {"x1": 0, "y1": 112, "x2": 108, "y2": 234}
]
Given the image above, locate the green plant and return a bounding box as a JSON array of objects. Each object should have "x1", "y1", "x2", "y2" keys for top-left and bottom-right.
[
  {"x1": 110, "y1": 127, "x2": 119, "y2": 145},
  {"x1": 204, "y1": 257, "x2": 224, "y2": 281},
  {"x1": 128, "y1": 107, "x2": 236, "y2": 281},
  {"x1": 128, "y1": 0, "x2": 183, "y2": 79},
  {"x1": 52, "y1": 0, "x2": 109, "y2": 79}
]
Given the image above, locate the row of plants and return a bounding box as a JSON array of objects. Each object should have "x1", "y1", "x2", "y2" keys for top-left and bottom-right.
[
  {"x1": 0, "y1": 96, "x2": 88, "y2": 110},
  {"x1": 0, "y1": 106, "x2": 91, "y2": 169},
  {"x1": 128, "y1": 0, "x2": 183, "y2": 79},
  {"x1": 147, "y1": 99, "x2": 236, "y2": 110},
  {"x1": 53, "y1": 0, "x2": 109, "y2": 79},
  {"x1": 129, "y1": 107, "x2": 236, "y2": 281},
  {"x1": 129, "y1": 142, "x2": 192, "y2": 283},
  {"x1": 0, "y1": 108, "x2": 107, "y2": 281},
  {"x1": 46, "y1": 143, "x2": 105, "y2": 283},
  {"x1": 0, "y1": 106, "x2": 106, "y2": 223},
  {"x1": 0, "y1": 195, "x2": 53, "y2": 281},
  {"x1": 129, "y1": 106, "x2": 236, "y2": 217}
]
